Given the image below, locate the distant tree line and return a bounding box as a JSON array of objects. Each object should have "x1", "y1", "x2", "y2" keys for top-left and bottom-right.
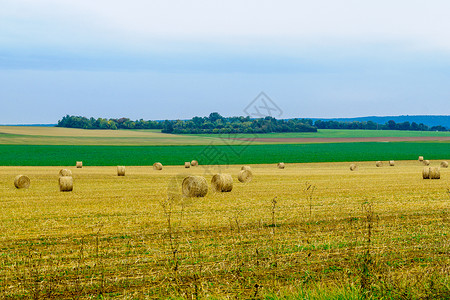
[
  {"x1": 57, "y1": 113, "x2": 448, "y2": 133},
  {"x1": 314, "y1": 119, "x2": 448, "y2": 131},
  {"x1": 57, "y1": 115, "x2": 163, "y2": 130},
  {"x1": 57, "y1": 113, "x2": 317, "y2": 133}
]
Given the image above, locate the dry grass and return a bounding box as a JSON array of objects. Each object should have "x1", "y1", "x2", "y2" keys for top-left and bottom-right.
[{"x1": 0, "y1": 161, "x2": 448, "y2": 298}]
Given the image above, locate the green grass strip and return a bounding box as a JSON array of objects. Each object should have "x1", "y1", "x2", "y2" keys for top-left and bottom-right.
[{"x1": 0, "y1": 142, "x2": 448, "y2": 166}]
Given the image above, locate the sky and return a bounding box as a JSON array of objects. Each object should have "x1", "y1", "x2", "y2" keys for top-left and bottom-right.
[{"x1": 1, "y1": 0, "x2": 450, "y2": 124}]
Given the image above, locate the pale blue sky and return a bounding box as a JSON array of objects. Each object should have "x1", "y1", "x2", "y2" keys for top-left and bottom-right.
[{"x1": 1, "y1": 0, "x2": 450, "y2": 124}]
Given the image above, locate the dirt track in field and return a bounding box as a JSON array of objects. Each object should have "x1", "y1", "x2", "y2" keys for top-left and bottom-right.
[{"x1": 233, "y1": 136, "x2": 450, "y2": 143}]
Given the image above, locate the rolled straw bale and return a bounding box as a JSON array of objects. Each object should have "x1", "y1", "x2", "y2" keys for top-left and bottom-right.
[
  {"x1": 429, "y1": 167, "x2": 440, "y2": 180},
  {"x1": 423, "y1": 160, "x2": 430, "y2": 166},
  {"x1": 14, "y1": 175, "x2": 30, "y2": 189},
  {"x1": 59, "y1": 169, "x2": 72, "y2": 177},
  {"x1": 422, "y1": 167, "x2": 430, "y2": 179},
  {"x1": 182, "y1": 176, "x2": 208, "y2": 197},
  {"x1": 211, "y1": 174, "x2": 233, "y2": 192},
  {"x1": 277, "y1": 162, "x2": 285, "y2": 169},
  {"x1": 389, "y1": 160, "x2": 395, "y2": 166},
  {"x1": 76, "y1": 161, "x2": 83, "y2": 168},
  {"x1": 185, "y1": 162, "x2": 191, "y2": 168},
  {"x1": 59, "y1": 176, "x2": 73, "y2": 192},
  {"x1": 418, "y1": 156, "x2": 424, "y2": 162},
  {"x1": 153, "y1": 162, "x2": 163, "y2": 170},
  {"x1": 191, "y1": 160, "x2": 198, "y2": 167},
  {"x1": 117, "y1": 166, "x2": 125, "y2": 176},
  {"x1": 375, "y1": 161, "x2": 383, "y2": 167},
  {"x1": 349, "y1": 164, "x2": 357, "y2": 171},
  {"x1": 238, "y1": 170, "x2": 253, "y2": 183},
  {"x1": 440, "y1": 161, "x2": 448, "y2": 168},
  {"x1": 241, "y1": 165, "x2": 252, "y2": 171}
]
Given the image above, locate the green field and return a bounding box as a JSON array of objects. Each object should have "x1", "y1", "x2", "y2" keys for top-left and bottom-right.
[
  {"x1": 1, "y1": 126, "x2": 450, "y2": 146},
  {"x1": 0, "y1": 142, "x2": 449, "y2": 166},
  {"x1": 186, "y1": 129, "x2": 450, "y2": 139},
  {"x1": 0, "y1": 127, "x2": 448, "y2": 166}
]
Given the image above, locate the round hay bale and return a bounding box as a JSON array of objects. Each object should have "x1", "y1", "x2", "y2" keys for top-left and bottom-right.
[
  {"x1": 277, "y1": 162, "x2": 285, "y2": 169},
  {"x1": 211, "y1": 174, "x2": 233, "y2": 192},
  {"x1": 241, "y1": 165, "x2": 252, "y2": 171},
  {"x1": 182, "y1": 176, "x2": 208, "y2": 197},
  {"x1": 389, "y1": 160, "x2": 395, "y2": 166},
  {"x1": 185, "y1": 162, "x2": 191, "y2": 168},
  {"x1": 76, "y1": 161, "x2": 83, "y2": 168},
  {"x1": 153, "y1": 162, "x2": 163, "y2": 170},
  {"x1": 422, "y1": 167, "x2": 430, "y2": 179},
  {"x1": 59, "y1": 169, "x2": 72, "y2": 177},
  {"x1": 440, "y1": 161, "x2": 448, "y2": 168},
  {"x1": 59, "y1": 176, "x2": 73, "y2": 192},
  {"x1": 238, "y1": 170, "x2": 253, "y2": 183},
  {"x1": 375, "y1": 161, "x2": 383, "y2": 167},
  {"x1": 14, "y1": 175, "x2": 30, "y2": 189},
  {"x1": 423, "y1": 160, "x2": 430, "y2": 166},
  {"x1": 429, "y1": 167, "x2": 441, "y2": 180},
  {"x1": 117, "y1": 166, "x2": 125, "y2": 176},
  {"x1": 191, "y1": 160, "x2": 198, "y2": 167},
  {"x1": 349, "y1": 164, "x2": 357, "y2": 171},
  {"x1": 418, "y1": 156, "x2": 424, "y2": 162}
]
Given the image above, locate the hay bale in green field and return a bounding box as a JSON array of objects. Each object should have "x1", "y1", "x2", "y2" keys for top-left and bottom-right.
[
  {"x1": 238, "y1": 170, "x2": 253, "y2": 183},
  {"x1": 211, "y1": 174, "x2": 233, "y2": 192},
  {"x1": 117, "y1": 166, "x2": 125, "y2": 176},
  {"x1": 59, "y1": 176, "x2": 73, "y2": 192},
  {"x1": 182, "y1": 176, "x2": 208, "y2": 197},
  {"x1": 59, "y1": 169, "x2": 72, "y2": 177},
  {"x1": 14, "y1": 175, "x2": 30, "y2": 189}
]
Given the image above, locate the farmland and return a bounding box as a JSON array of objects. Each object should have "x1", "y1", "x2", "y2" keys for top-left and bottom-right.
[
  {"x1": 0, "y1": 126, "x2": 449, "y2": 298},
  {"x1": 1, "y1": 162, "x2": 449, "y2": 298},
  {"x1": 0, "y1": 126, "x2": 449, "y2": 166},
  {"x1": 0, "y1": 143, "x2": 450, "y2": 166},
  {"x1": 1, "y1": 126, "x2": 450, "y2": 146}
]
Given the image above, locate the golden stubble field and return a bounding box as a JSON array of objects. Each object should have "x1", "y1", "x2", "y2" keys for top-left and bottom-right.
[{"x1": 0, "y1": 161, "x2": 448, "y2": 299}]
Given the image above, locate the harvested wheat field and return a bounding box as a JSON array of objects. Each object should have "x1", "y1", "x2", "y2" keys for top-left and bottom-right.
[{"x1": 0, "y1": 161, "x2": 448, "y2": 299}]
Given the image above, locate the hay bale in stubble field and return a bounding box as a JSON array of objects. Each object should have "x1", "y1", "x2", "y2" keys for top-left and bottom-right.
[
  {"x1": 238, "y1": 170, "x2": 253, "y2": 183},
  {"x1": 117, "y1": 166, "x2": 125, "y2": 176},
  {"x1": 241, "y1": 165, "x2": 252, "y2": 171},
  {"x1": 185, "y1": 162, "x2": 191, "y2": 168},
  {"x1": 153, "y1": 162, "x2": 163, "y2": 170},
  {"x1": 14, "y1": 175, "x2": 30, "y2": 189},
  {"x1": 76, "y1": 161, "x2": 83, "y2": 168},
  {"x1": 191, "y1": 160, "x2": 198, "y2": 167},
  {"x1": 376, "y1": 161, "x2": 383, "y2": 167},
  {"x1": 349, "y1": 164, "x2": 357, "y2": 171},
  {"x1": 429, "y1": 167, "x2": 440, "y2": 179},
  {"x1": 423, "y1": 160, "x2": 430, "y2": 166},
  {"x1": 422, "y1": 167, "x2": 430, "y2": 179},
  {"x1": 389, "y1": 160, "x2": 395, "y2": 166},
  {"x1": 59, "y1": 169, "x2": 72, "y2": 177},
  {"x1": 182, "y1": 176, "x2": 208, "y2": 197},
  {"x1": 277, "y1": 162, "x2": 285, "y2": 169},
  {"x1": 418, "y1": 156, "x2": 424, "y2": 162},
  {"x1": 59, "y1": 176, "x2": 73, "y2": 192},
  {"x1": 211, "y1": 174, "x2": 233, "y2": 192},
  {"x1": 440, "y1": 161, "x2": 448, "y2": 168}
]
